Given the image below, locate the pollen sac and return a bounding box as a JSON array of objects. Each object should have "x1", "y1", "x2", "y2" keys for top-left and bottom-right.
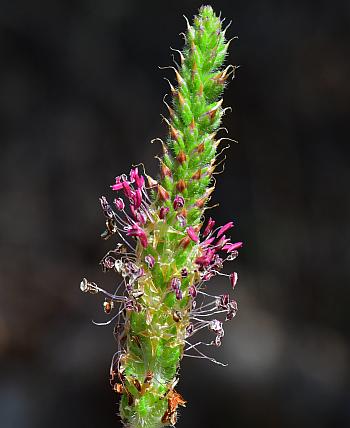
[
  {"x1": 103, "y1": 300, "x2": 114, "y2": 314},
  {"x1": 80, "y1": 278, "x2": 89, "y2": 293}
]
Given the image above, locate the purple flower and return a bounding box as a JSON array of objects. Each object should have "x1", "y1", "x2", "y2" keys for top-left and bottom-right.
[
  {"x1": 137, "y1": 210, "x2": 147, "y2": 225},
  {"x1": 209, "y1": 319, "x2": 223, "y2": 334},
  {"x1": 186, "y1": 323, "x2": 194, "y2": 337},
  {"x1": 102, "y1": 256, "x2": 115, "y2": 270},
  {"x1": 186, "y1": 226, "x2": 199, "y2": 243},
  {"x1": 214, "y1": 336, "x2": 222, "y2": 347},
  {"x1": 215, "y1": 235, "x2": 230, "y2": 250}
]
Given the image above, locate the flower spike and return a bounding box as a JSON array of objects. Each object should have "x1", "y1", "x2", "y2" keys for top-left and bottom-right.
[{"x1": 81, "y1": 5, "x2": 243, "y2": 428}]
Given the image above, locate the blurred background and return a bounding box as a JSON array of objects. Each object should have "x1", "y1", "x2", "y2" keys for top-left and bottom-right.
[{"x1": 1, "y1": 0, "x2": 349, "y2": 426}]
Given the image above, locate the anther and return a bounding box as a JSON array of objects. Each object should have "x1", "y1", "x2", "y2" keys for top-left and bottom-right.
[
  {"x1": 173, "y1": 311, "x2": 182, "y2": 322},
  {"x1": 103, "y1": 300, "x2": 114, "y2": 314},
  {"x1": 80, "y1": 278, "x2": 99, "y2": 294}
]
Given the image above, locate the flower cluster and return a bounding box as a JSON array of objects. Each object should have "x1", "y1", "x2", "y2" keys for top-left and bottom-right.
[{"x1": 178, "y1": 217, "x2": 242, "y2": 363}]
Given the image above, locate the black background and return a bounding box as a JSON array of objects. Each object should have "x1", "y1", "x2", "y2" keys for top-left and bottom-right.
[{"x1": 1, "y1": 0, "x2": 350, "y2": 427}]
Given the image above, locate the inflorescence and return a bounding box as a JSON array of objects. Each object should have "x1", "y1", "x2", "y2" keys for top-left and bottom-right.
[{"x1": 80, "y1": 6, "x2": 241, "y2": 428}]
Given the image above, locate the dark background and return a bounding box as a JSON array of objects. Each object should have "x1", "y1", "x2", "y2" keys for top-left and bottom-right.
[{"x1": 1, "y1": 0, "x2": 349, "y2": 427}]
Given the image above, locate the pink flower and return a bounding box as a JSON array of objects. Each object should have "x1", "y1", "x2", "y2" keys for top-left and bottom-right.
[
  {"x1": 186, "y1": 226, "x2": 199, "y2": 243},
  {"x1": 217, "y1": 221, "x2": 234, "y2": 238}
]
